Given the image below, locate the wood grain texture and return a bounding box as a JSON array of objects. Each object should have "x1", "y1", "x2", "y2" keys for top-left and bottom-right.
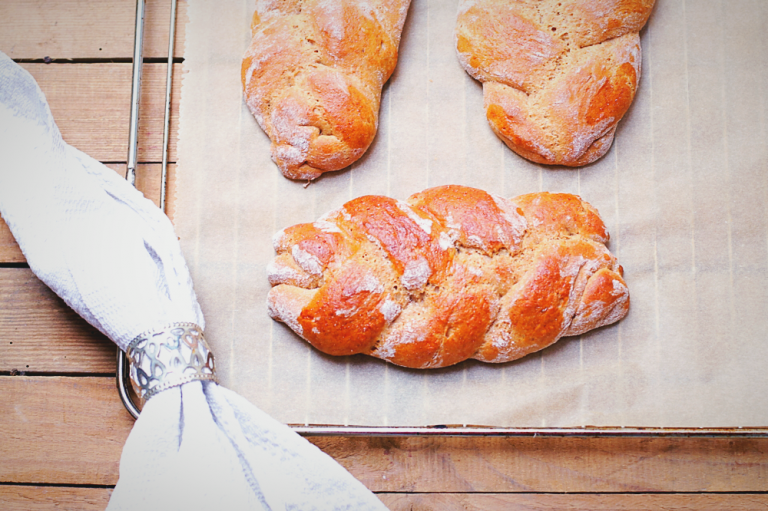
[
  {"x1": 0, "y1": 269, "x2": 115, "y2": 373},
  {"x1": 0, "y1": 163, "x2": 176, "y2": 263},
  {"x1": 0, "y1": 486, "x2": 112, "y2": 511},
  {"x1": 308, "y1": 436, "x2": 768, "y2": 493},
  {"x1": 3, "y1": 374, "x2": 767, "y2": 493},
  {"x1": 377, "y1": 493, "x2": 768, "y2": 510},
  {"x1": 0, "y1": 218, "x2": 22, "y2": 264},
  {"x1": 2, "y1": 488, "x2": 767, "y2": 511},
  {"x1": 0, "y1": 376, "x2": 133, "y2": 485},
  {"x1": 18, "y1": 63, "x2": 182, "y2": 163},
  {"x1": 0, "y1": 0, "x2": 187, "y2": 60}
]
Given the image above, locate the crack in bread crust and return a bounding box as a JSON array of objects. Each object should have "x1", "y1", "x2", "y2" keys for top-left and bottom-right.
[{"x1": 267, "y1": 185, "x2": 630, "y2": 369}]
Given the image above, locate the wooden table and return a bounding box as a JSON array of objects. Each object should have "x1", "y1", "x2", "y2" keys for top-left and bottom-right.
[{"x1": 1, "y1": 1, "x2": 767, "y2": 509}]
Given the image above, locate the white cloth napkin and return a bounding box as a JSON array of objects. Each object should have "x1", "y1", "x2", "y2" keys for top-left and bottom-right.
[{"x1": 0, "y1": 51, "x2": 386, "y2": 511}]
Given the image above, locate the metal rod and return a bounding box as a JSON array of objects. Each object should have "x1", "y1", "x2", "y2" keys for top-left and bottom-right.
[
  {"x1": 160, "y1": 0, "x2": 179, "y2": 213},
  {"x1": 117, "y1": 350, "x2": 141, "y2": 419},
  {"x1": 289, "y1": 425, "x2": 768, "y2": 438},
  {"x1": 117, "y1": 0, "x2": 147, "y2": 420},
  {"x1": 126, "y1": 0, "x2": 146, "y2": 186}
]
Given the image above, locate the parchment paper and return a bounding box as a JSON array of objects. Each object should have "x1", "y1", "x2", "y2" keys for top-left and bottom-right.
[{"x1": 176, "y1": 0, "x2": 768, "y2": 427}]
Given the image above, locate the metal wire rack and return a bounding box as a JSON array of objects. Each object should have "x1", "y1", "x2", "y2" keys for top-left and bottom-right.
[{"x1": 116, "y1": 0, "x2": 767, "y2": 439}]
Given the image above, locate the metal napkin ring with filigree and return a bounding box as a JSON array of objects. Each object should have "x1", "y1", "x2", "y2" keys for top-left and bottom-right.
[{"x1": 126, "y1": 322, "x2": 217, "y2": 400}]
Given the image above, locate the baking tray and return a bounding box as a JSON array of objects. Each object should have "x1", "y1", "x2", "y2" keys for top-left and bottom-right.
[{"x1": 119, "y1": 0, "x2": 768, "y2": 438}]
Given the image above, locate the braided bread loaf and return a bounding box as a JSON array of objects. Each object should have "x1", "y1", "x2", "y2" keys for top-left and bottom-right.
[
  {"x1": 456, "y1": 0, "x2": 655, "y2": 167},
  {"x1": 267, "y1": 185, "x2": 629, "y2": 369},
  {"x1": 241, "y1": 0, "x2": 411, "y2": 181}
]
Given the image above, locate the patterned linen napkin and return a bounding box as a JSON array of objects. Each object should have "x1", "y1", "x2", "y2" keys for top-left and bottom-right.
[{"x1": 0, "y1": 51, "x2": 386, "y2": 511}]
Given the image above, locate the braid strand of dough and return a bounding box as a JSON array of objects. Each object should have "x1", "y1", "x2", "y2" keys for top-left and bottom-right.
[
  {"x1": 267, "y1": 185, "x2": 629, "y2": 369},
  {"x1": 455, "y1": 0, "x2": 655, "y2": 167}
]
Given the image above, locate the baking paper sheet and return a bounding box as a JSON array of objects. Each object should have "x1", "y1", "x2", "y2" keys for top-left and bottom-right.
[{"x1": 176, "y1": 0, "x2": 768, "y2": 427}]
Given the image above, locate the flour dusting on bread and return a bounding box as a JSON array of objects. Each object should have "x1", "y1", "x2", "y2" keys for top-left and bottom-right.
[
  {"x1": 267, "y1": 185, "x2": 630, "y2": 369},
  {"x1": 242, "y1": 0, "x2": 412, "y2": 180},
  {"x1": 456, "y1": 0, "x2": 655, "y2": 166}
]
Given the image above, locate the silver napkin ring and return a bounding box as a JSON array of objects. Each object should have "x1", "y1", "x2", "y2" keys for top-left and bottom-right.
[{"x1": 126, "y1": 322, "x2": 217, "y2": 401}]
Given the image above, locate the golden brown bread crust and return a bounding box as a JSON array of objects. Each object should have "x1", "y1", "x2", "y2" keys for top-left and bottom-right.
[
  {"x1": 267, "y1": 185, "x2": 629, "y2": 369},
  {"x1": 242, "y1": 0, "x2": 411, "y2": 180},
  {"x1": 456, "y1": 0, "x2": 655, "y2": 166}
]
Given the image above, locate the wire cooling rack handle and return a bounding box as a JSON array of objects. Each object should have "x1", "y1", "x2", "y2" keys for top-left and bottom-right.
[
  {"x1": 160, "y1": 0, "x2": 178, "y2": 212},
  {"x1": 116, "y1": 0, "x2": 148, "y2": 420},
  {"x1": 126, "y1": 0, "x2": 146, "y2": 187},
  {"x1": 117, "y1": 349, "x2": 141, "y2": 419}
]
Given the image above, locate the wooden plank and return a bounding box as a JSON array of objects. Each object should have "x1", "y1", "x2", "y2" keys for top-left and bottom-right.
[
  {"x1": 0, "y1": 376, "x2": 132, "y2": 485},
  {"x1": 0, "y1": 163, "x2": 176, "y2": 264},
  {"x1": 0, "y1": 269, "x2": 115, "y2": 374},
  {"x1": 0, "y1": 486, "x2": 112, "y2": 511},
  {"x1": 308, "y1": 436, "x2": 768, "y2": 493},
  {"x1": 19, "y1": 63, "x2": 182, "y2": 163},
  {"x1": 133, "y1": 163, "x2": 178, "y2": 216},
  {"x1": 1, "y1": 489, "x2": 766, "y2": 511},
  {"x1": 377, "y1": 493, "x2": 768, "y2": 511},
  {"x1": 3, "y1": 375, "x2": 768, "y2": 492},
  {"x1": 0, "y1": 219, "x2": 23, "y2": 264},
  {"x1": 0, "y1": 0, "x2": 187, "y2": 60}
]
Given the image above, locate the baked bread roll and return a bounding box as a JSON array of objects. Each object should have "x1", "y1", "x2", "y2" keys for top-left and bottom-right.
[
  {"x1": 267, "y1": 185, "x2": 629, "y2": 369},
  {"x1": 455, "y1": 0, "x2": 655, "y2": 166},
  {"x1": 242, "y1": 0, "x2": 411, "y2": 181}
]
